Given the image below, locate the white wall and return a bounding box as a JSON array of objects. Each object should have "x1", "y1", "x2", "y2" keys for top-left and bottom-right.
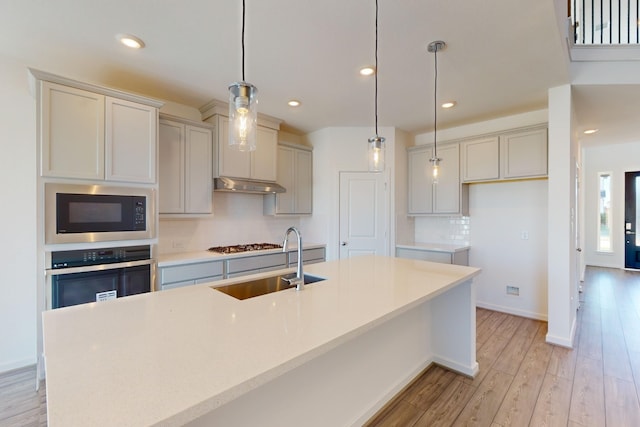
[
  {"x1": 412, "y1": 110, "x2": 550, "y2": 320},
  {"x1": 583, "y1": 140, "x2": 640, "y2": 268},
  {"x1": 0, "y1": 55, "x2": 38, "y2": 372},
  {"x1": 303, "y1": 127, "x2": 396, "y2": 261},
  {"x1": 546, "y1": 84, "x2": 579, "y2": 347},
  {"x1": 469, "y1": 180, "x2": 548, "y2": 319}
]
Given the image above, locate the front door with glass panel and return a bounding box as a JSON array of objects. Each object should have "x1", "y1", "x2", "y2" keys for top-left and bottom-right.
[{"x1": 625, "y1": 171, "x2": 640, "y2": 269}]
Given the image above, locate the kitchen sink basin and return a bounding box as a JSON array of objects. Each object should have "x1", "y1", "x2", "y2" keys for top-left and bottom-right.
[{"x1": 213, "y1": 273, "x2": 326, "y2": 300}]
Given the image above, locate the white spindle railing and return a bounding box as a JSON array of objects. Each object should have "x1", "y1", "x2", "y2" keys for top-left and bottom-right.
[{"x1": 572, "y1": 0, "x2": 640, "y2": 44}]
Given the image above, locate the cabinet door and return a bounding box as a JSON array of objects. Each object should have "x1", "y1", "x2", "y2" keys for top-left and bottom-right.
[
  {"x1": 158, "y1": 120, "x2": 185, "y2": 213},
  {"x1": 217, "y1": 116, "x2": 251, "y2": 178},
  {"x1": 105, "y1": 97, "x2": 157, "y2": 183},
  {"x1": 408, "y1": 148, "x2": 433, "y2": 214},
  {"x1": 185, "y1": 125, "x2": 213, "y2": 214},
  {"x1": 252, "y1": 126, "x2": 278, "y2": 181},
  {"x1": 461, "y1": 136, "x2": 499, "y2": 182},
  {"x1": 501, "y1": 128, "x2": 548, "y2": 179},
  {"x1": 433, "y1": 144, "x2": 460, "y2": 214},
  {"x1": 295, "y1": 149, "x2": 313, "y2": 214},
  {"x1": 40, "y1": 81, "x2": 105, "y2": 179},
  {"x1": 275, "y1": 146, "x2": 295, "y2": 213}
]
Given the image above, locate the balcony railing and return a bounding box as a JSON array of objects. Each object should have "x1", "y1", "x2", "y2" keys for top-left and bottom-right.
[{"x1": 572, "y1": 0, "x2": 640, "y2": 44}]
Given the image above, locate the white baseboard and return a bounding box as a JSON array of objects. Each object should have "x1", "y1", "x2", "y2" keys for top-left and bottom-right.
[
  {"x1": 0, "y1": 358, "x2": 36, "y2": 376},
  {"x1": 476, "y1": 301, "x2": 547, "y2": 321}
]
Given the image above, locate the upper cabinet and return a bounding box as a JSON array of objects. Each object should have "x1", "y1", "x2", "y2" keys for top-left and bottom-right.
[
  {"x1": 40, "y1": 82, "x2": 105, "y2": 180},
  {"x1": 408, "y1": 143, "x2": 466, "y2": 215},
  {"x1": 105, "y1": 97, "x2": 157, "y2": 183},
  {"x1": 158, "y1": 116, "x2": 213, "y2": 215},
  {"x1": 264, "y1": 143, "x2": 313, "y2": 215},
  {"x1": 460, "y1": 136, "x2": 499, "y2": 182},
  {"x1": 461, "y1": 125, "x2": 547, "y2": 183},
  {"x1": 35, "y1": 71, "x2": 162, "y2": 184},
  {"x1": 212, "y1": 115, "x2": 278, "y2": 182},
  {"x1": 500, "y1": 127, "x2": 548, "y2": 179}
]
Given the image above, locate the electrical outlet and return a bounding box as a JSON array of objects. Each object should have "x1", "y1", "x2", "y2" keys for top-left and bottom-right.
[
  {"x1": 521, "y1": 231, "x2": 529, "y2": 240},
  {"x1": 172, "y1": 240, "x2": 186, "y2": 250},
  {"x1": 506, "y1": 285, "x2": 520, "y2": 296}
]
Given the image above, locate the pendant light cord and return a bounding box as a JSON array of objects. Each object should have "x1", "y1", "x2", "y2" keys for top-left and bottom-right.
[
  {"x1": 433, "y1": 46, "x2": 438, "y2": 158},
  {"x1": 374, "y1": 0, "x2": 379, "y2": 136},
  {"x1": 242, "y1": 0, "x2": 246, "y2": 81}
]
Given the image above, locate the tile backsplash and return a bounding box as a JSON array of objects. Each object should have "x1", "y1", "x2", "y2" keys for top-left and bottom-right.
[
  {"x1": 158, "y1": 192, "x2": 302, "y2": 254},
  {"x1": 414, "y1": 216, "x2": 470, "y2": 244}
]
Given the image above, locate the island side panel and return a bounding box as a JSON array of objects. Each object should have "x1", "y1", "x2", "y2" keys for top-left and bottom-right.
[
  {"x1": 183, "y1": 301, "x2": 434, "y2": 427},
  {"x1": 430, "y1": 279, "x2": 478, "y2": 376}
]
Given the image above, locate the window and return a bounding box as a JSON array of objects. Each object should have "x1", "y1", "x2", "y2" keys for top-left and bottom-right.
[{"x1": 598, "y1": 172, "x2": 612, "y2": 252}]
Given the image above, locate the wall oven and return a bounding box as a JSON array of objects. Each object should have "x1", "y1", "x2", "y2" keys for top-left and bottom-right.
[
  {"x1": 45, "y1": 183, "x2": 155, "y2": 244},
  {"x1": 45, "y1": 245, "x2": 155, "y2": 309}
]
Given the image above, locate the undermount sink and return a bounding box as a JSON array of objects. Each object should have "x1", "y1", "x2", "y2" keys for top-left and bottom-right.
[{"x1": 213, "y1": 273, "x2": 327, "y2": 300}]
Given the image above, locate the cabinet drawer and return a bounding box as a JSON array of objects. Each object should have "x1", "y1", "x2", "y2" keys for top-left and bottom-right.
[
  {"x1": 160, "y1": 261, "x2": 223, "y2": 284},
  {"x1": 226, "y1": 253, "x2": 288, "y2": 275},
  {"x1": 395, "y1": 248, "x2": 452, "y2": 264},
  {"x1": 288, "y1": 248, "x2": 326, "y2": 264},
  {"x1": 161, "y1": 280, "x2": 195, "y2": 291}
]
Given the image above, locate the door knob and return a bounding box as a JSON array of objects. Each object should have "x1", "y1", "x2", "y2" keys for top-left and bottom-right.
[
  {"x1": 576, "y1": 248, "x2": 582, "y2": 252},
  {"x1": 341, "y1": 241, "x2": 348, "y2": 246}
]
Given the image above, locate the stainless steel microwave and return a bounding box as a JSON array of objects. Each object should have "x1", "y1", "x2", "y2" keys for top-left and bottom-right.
[{"x1": 45, "y1": 183, "x2": 155, "y2": 244}]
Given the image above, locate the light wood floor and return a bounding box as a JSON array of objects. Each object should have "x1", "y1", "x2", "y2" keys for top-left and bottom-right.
[
  {"x1": 366, "y1": 266, "x2": 640, "y2": 427},
  {"x1": 0, "y1": 366, "x2": 46, "y2": 427},
  {"x1": 3, "y1": 266, "x2": 640, "y2": 426}
]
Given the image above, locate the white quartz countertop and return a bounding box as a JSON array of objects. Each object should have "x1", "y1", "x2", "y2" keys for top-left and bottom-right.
[
  {"x1": 42, "y1": 255, "x2": 480, "y2": 426},
  {"x1": 396, "y1": 242, "x2": 471, "y2": 253},
  {"x1": 157, "y1": 242, "x2": 326, "y2": 267}
]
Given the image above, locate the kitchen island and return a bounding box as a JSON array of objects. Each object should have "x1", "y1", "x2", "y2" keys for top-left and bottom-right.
[{"x1": 42, "y1": 255, "x2": 480, "y2": 426}]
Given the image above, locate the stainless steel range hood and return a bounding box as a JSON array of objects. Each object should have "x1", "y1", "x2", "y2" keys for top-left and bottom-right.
[{"x1": 214, "y1": 177, "x2": 286, "y2": 194}]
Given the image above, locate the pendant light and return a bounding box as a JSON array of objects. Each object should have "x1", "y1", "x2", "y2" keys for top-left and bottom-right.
[
  {"x1": 368, "y1": 0, "x2": 385, "y2": 172},
  {"x1": 428, "y1": 40, "x2": 445, "y2": 183},
  {"x1": 228, "y1": 0, "x2": 258, "y2": 152}
]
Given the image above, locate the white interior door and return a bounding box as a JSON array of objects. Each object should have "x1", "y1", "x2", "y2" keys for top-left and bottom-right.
[{"x1": 339, "y1": 172, "x2": 388, "y2": 258}]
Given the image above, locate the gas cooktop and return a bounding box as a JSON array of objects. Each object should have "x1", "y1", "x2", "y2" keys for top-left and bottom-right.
[{"x1": 207, "y1": 243, "x2": 283, "y2": 254}]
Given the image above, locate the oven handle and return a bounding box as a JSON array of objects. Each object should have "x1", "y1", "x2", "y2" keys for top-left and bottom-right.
[{"x1": 45, "y1": 259, "x2": 156, "y2": 276}]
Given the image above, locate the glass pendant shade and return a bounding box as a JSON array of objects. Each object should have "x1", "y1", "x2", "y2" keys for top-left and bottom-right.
[
  {"x1": 368, "y1": 136, "x2": 385, "y2": 172},
  {"x1": 228, "y1": 82, "x2": 258, "y2": 152},
  {"x1": 430, "y1": 157, "x2": 440, "y2": 184}
]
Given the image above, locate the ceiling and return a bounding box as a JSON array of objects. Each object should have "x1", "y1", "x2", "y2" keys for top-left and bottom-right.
[{"x1": 0, "y1": 0, "x2": 575, "y2": 135}]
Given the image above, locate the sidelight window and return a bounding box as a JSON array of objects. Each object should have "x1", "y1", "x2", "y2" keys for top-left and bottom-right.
[{"x1": 598, "y1": 172, "x2": 612, "y2": 252}]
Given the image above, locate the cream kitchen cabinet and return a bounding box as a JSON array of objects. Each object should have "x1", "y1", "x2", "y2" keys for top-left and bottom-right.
[
  {"x1": 38, "y1": 79, "x2": 159, "y2": 183},
  {"x1": 263, "y1": 143, "x2": 312, "y2": 215},
  {"x1": 500, "y1": 127, "x2": 548, "y2": 179},
  {"x1": 395, "y1": 244, "x2": 469, "y2": 266},
  {"x1": 408, "y1": 143, "x2": 465, "y2": 215},
  {"x1": 461, "y1": 136, "x2": 499, "y2": 182},
  {"x1": 159, "y1": 260, "x2": 224, "y2": 291},
  {"x1": 461, "y1": 125, "x2": 547, "y2": 183},
  {"x1": 158, "y1": 116, "x2": 213, "y2": 215},
  {"x1": 213, "y1": 115, "x2": 278, "y2": 182}
]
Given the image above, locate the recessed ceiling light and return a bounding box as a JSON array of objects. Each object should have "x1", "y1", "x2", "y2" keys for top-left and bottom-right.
[
  {"x1": 288, "y1": 100, "x2": 301, "y2": 107},
  {"x1": 117, "y1": 34, "x2": 145, "y2": 49},
  {"x1": 583, "y1": 129, "x2": 599, "y2": 134},
  {"x1": 442, "y1": 101, "x2": 457, "y2": 109},
  {"x1": 359, "y1": 66, "x2": 376, "y2": 76}
]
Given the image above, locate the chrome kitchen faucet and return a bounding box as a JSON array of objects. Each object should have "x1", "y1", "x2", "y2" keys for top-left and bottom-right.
[{"x1": 282, "y1": 226, "x2": 304, "y2": 291}]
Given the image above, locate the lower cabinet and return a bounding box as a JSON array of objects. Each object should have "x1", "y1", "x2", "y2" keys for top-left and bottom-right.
[
  {"x1": 158, "y1": 247, "x2": 327, "y2": 290},
  {"x1": 395, "y1": 247, "x2": 469, "y2": 266},
  {"x1": 226, "y1": 253, "x2": 288, "y2": 278},
  {"x1": 159, "y1": 260, "x2": 224, "y2": 291}
]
